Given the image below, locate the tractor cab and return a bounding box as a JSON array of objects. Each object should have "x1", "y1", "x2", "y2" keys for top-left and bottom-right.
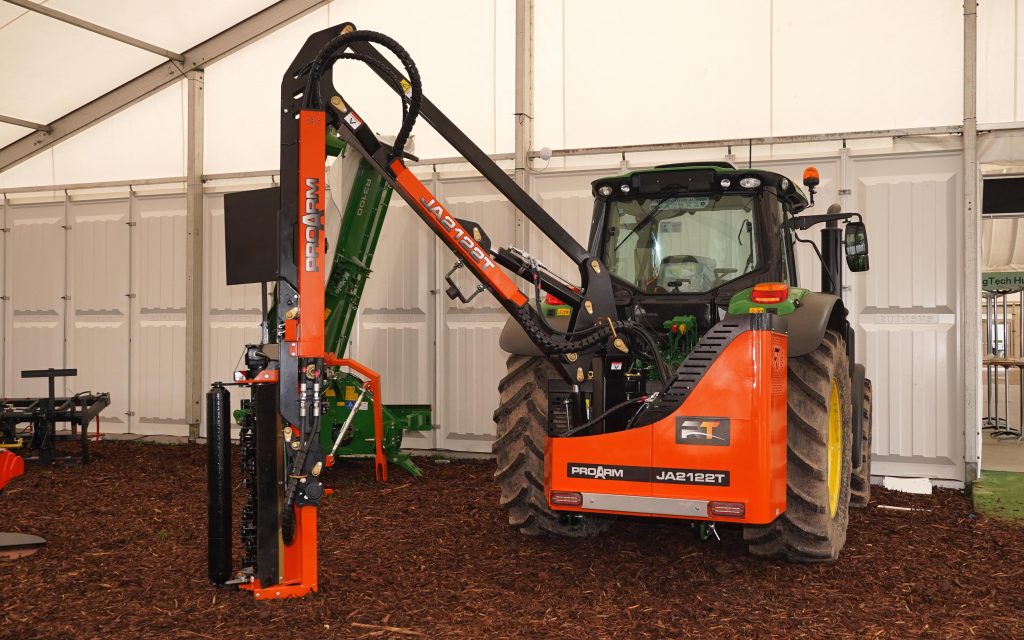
[{"x1": 589, "y1": 163, "x2": 808, "y2": 336}]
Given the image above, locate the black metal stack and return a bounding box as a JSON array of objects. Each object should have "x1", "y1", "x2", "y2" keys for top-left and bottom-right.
[{"x1": 0, "y1": 368, "x2": 110, "y2": 465}]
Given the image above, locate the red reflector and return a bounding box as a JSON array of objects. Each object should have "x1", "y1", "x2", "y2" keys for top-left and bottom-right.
[
  {"x1": 709, "y1": 501, "x2": 746, "y2": 518},
  {"x1": 544, "y1": 293, "x2": 565, "y2": 306},
  {"x1": 550, "y1": 491, "x2": 583, "y2": 507},
  {"x1": 750, "y1": 282, "x2": 789, "y2": 304}
]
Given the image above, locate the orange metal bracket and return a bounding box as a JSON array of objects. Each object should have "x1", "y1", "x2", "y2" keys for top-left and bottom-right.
[
  {"x1": 241, "y1": 505, "x2": 318, "y2": 600},
  {"x1": 324, "y1": 354, "x2": 388, "y2": 481}
]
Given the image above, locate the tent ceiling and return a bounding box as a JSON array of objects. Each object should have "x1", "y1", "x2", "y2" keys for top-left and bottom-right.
[{"x1": 0, "y1": 0, "x2": 277, "y2": 147}]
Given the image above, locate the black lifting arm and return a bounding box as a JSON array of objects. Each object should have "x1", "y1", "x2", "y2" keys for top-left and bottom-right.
[{"x1": 279, "y1": 24, "x2": 664, "y2": 364}]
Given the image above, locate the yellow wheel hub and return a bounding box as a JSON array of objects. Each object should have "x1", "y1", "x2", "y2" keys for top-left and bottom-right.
[{"x1": 827, "y1": 379, "x2": 842, "y2": 517}]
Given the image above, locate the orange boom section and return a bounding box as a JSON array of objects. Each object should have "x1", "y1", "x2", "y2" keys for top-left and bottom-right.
[
  {"x1": 391, "y1": 160, "x2": 529, "y2": 308},
  {"x1": 547, "y1": 328, "x2": 787, "y2": 525},
  {"x1": 297, "y1": 110, "x2": 327, "y2": 358}
]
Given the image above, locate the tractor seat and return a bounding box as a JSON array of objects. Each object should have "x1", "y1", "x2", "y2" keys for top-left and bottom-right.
[{"x1": 657, "y1": 255, "x2": 716, "y2": 293}]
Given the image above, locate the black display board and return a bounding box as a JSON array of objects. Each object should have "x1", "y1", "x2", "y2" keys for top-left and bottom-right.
[
  {"x1": 224, "y1": 187, "x2": 280, "y2": 285},
  {"x1": 983, "y1": 177, "x2": 1024, "y2": 216}
]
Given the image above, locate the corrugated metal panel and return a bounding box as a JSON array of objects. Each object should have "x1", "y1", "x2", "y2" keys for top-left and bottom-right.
[
  {"x1": 66, "y1": 198, "x2": 130, "y2": 432},
  {"x1": 4, "y1": 202, "x2": 65, "y2": 398},
  {"x1": 131, "y1": 194, "x2": 187, "y2": 435},
  {"x1": 848, "y1": 152, "x2": 963, "y2": 480},
  {"x1": 204, "y1": 192, "x2": 263, "y2": 437},
  {"x1": 435, "y1": 179, "x2": 518, "y2": 452}
]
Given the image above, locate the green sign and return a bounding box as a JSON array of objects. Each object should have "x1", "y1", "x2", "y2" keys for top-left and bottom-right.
[{"x1": 983, "y1": 271, "x2": 1024, "y2": 292}]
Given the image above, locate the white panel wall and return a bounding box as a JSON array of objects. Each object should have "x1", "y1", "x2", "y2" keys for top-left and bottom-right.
[
  {"x1": 132, "y1": 194, "x2": 187, "y2": 435},
  {"x1": 0, "y1": 201, "x2": 5, "y2": 392},
  {"x1": 203, "y1": 192, "x2": 264, "y2": 437},
  {"x1": 434, "y1": 178, "x2": 518, "y2": 452},
  {"x1": 348, "y1": 196, "x2": 435, "y2": 408},
  {"x1": 66, "y1": 198, "x2": 130, "y2": 432},
  {"x1": 4, "y1": 202, "x2": 65, "y2": 398},
  {"x1": 530, "y1": 171, "x2": 599, "y2": 285},
  {"x1": 848, "y1": 152, "x2": 964, "y2": 479}
]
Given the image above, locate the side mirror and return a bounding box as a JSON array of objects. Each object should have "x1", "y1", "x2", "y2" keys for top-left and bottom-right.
[{"x1": 844, "y1": 221, "x2": 869, "y2": 272}]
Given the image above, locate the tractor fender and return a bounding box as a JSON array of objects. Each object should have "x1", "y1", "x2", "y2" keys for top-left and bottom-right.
[
  {"x1": 785, "y1": 292, "x2": 848, "y2": 358},
  {"x1": 498, "y1": 312, "x2": 568, "y2": 356}
]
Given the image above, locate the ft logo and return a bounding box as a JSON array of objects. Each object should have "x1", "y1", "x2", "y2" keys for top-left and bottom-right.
[{"x1": 675, "y1": 417, "x2": 730, "y2": 446}]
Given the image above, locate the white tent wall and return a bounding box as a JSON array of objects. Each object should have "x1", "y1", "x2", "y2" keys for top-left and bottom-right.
[
  {"x1": 978, "y1": 0, "x2": 1024, "y2": 125},
  {"x1": 1, "y1": 0, "x2": 1022, "y2": 188},
  {"x1": 0, "y1": 1, "x2": 1020, "y2": 480},
  {"x1": 0, "y1": 81, "x2": 189, "y2": 189},
  {"x1": 205, "y1": 0, "x2": 515, "y2": 174},
  {"x1": 535, "y1": 1, "x2": 970, "y2": 152}
]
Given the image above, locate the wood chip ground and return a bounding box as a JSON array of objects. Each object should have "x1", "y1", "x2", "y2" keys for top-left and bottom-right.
[{"x1": 1, "y1": 442, "x2": 1022, "y2": 639}]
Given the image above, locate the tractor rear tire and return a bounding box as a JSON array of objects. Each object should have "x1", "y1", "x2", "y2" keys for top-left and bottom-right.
[
  {"x1": 492, "y1": 354, "x2": 609, "y2": 537},
  {"x1": 850, "y1": 378, "x2": 873, "y2": 507},
  {"x1": 743, "y1": 330, "x2": 852, "y2": 562}
]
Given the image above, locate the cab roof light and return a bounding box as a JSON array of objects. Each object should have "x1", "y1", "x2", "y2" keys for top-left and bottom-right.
[
  {"x1": 739, "y1": 176, "x2": 762, "y2": 189},
  {"x1": 750, "y1": 282, "x2": 790, "y2": 304},
  {"x1": 598, "y1": 185, "x2": 613, "y2": 197}
]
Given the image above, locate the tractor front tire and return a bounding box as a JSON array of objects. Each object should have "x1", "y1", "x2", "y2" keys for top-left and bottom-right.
[
  {"x1": 743, "y1": 330, "x2": 852, "y2": 562},
  {"x1": 850, "y1": 378, "x2": 873, "y2": 507},
  {"x1": 492, "y1": 354, "x2": 609, "y2": 537}
]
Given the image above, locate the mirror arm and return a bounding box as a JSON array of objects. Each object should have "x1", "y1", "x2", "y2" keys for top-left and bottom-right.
[
  {"x1": 792, "y1": 231, "x2": 840, "y2": 293},
  {"x1": 784, "y1": 211, "x2": 861, "y2": 231}
]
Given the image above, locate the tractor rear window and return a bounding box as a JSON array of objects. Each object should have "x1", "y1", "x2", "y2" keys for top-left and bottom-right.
[{"x1": 602, "y1": 194, "x2": 759, "y2": 294}]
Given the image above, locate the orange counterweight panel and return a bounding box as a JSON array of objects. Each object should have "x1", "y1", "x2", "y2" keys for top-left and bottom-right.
[
  {"x1": 548, "y1": 329, "x2": 787, "y2": 525},
  {"x1": 297, "y1": 110, "x2": 327, "y2": 358}
]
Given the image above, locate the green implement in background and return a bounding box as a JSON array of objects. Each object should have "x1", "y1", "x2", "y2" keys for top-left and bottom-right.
[
  {"x1": 323, "y1": 155, "x2": 391, "y2": 357},
  {"x1": 319, "y1": 137, "x2": 432, "y2": 477}
]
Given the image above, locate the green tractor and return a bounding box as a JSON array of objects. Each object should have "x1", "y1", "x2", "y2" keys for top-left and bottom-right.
[{"x1": 494, "y1": 162, "x2": 873, "y2": 562}]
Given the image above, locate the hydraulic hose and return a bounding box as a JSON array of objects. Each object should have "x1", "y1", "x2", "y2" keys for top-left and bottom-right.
[
  {"x1": 304, "y1": 30, "x2": 423, "y2": 163},
  {"x1": 561, "y1": 395, "x2": 650, "y2": 438},
  {"x1": 303, "y1": 30, "x2": 666, "y2": 369}
]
